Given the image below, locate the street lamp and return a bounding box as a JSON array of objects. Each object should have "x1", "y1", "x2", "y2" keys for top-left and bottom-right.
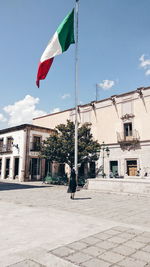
[{"x1": 101, "y1": 142, "x2": 110, "y2": 178}]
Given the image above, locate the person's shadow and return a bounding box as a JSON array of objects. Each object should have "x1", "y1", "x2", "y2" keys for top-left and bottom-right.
[{"x1": 73, "y1": 197, "x2": 92, "y2": 200}]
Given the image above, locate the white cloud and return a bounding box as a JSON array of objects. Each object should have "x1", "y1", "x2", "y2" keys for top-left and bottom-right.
[
  {"x1": 0, "y1": 113, "x2": 7, "y2": 122},
  {"x1": 50, "y1": 108, "x2": 60, "y2": 114},
  {"x1": 139, "y1": 54, "x2": 150, "y2": 68},
  {"x1": 61, "y1": 94, "x2": 70, "y2": 99},
  {"x1": 3, "y1": 95, "x2": 47, "y2": 127},
  {"x1": 139, "y1": 54, "x2": 150, "y2": 76},
  {"x1": 98, "y1": 80, "x2": 115, "y2": 90},
  {"x1": 145, "y1": 69, "x2": 150, "y2": 76}
]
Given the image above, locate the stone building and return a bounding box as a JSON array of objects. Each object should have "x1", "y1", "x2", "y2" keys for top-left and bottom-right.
[
  {"x1": 0, "y1": 124, "x2": 55, "y2": 182},
  {"x1": 33, "y1": 86, "x2": 150, "y2": 179}
]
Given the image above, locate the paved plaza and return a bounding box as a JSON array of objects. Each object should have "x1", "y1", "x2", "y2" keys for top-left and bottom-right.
[{"x1": 0, "y1": 181, "x2": 150, "y2": 266}]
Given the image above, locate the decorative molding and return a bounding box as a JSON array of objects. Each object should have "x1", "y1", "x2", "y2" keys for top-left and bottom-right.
[
  {"x1": 111, "y1": 95, "x2": 117, "y2": 105},
  {"x1": 120, "y1": 142, "x2": 140, "y2": 151},
  {"x1": 121, "y1": 113, "x2": 135, "y2": 120},
  {"x1": 137, "y1": 87, "x2": 144, "y2": 98},
  {"x1": 90, "y1": 102, "x2": 96, "y2": 109}
]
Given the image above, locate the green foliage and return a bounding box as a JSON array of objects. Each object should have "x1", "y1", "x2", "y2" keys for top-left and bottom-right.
[
  {"x1": 40, "y1": 120, "x2": 101, "y2": 168},
  {"x1": 44, "y1": 175, "x2": 68, "y2": 185}
]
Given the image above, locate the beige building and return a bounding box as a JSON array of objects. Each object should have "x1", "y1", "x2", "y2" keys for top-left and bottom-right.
[
  {"x1": 0, "y1": 124, "x2": 55, "y2": 182},
  {"x1": 33, "y1": 86, "x2": 150, "y2": 178}
]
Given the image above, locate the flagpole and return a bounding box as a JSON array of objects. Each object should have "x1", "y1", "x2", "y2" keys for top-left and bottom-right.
[{"x1": 74, "y1": 0, "x2": 79, "y2": 181}]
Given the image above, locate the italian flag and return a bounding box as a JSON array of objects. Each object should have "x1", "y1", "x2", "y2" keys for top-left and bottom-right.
[{"x1": 36, "y1": 9, "x2": 75, "y2": 87}]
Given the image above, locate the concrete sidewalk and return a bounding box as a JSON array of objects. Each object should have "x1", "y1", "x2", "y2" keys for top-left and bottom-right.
[{"x1": 0, "y1": 181, "x2": 150, "y2": 266}]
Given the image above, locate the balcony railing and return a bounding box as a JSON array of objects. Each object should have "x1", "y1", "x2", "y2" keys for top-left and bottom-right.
[
  {"x1": 0, "y1": 145, "x2": 12, "y2": 153},
  {"x1": 117, "y1": 129, "x2": 140, "y2": 144},
  {"x1": 30, "y1": 142, "x2": 41, "y2": 152}
]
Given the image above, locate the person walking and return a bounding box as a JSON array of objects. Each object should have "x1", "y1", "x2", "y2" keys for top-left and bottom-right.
[{"x1": 68, "y1": 169, "x2": 77, "y2": 199}]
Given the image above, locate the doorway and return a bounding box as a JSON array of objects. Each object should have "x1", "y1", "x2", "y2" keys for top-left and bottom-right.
[
  {"x1": 0, "y1": 159, "x2": 2, "y2": 177},
  {"x1": 126, "y1": 160, "x2": 137, "y2": 176},
  {"x1": 14, "y1": 157, "x2": 19, "y2": 179},
  {"x1": 30, "y1": 158, "x2": 41, "y2": 180},
  {"x1": 110, "y1": 161, "x2": 118, "y2": 176},
  {"x1": 124, "y1": 123, "x2": 132, "y2": 138},
  {"x1": 89, "y1": 162, "x2": 96, "y2": 178},
  {"x1": 5, "y1": 158, "x2": 10, "y2": 178}
]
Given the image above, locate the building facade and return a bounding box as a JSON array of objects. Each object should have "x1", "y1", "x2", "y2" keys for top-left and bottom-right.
[
  {"x1": 0, "y1": 124, "x2": 55, "y2": 182},
  {"x1": 33, "y1": 86, "x2": 150, "y2": 178}
]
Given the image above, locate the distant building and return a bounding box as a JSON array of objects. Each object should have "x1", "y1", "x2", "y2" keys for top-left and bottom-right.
[
  {"x1": 0, "y1": 124, "x2": 55, "y2": 182},
  {"x1": 33, "y1": 86, "x2": 150, "y2": 178}
]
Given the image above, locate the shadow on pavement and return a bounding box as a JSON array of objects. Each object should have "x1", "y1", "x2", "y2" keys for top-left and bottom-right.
[
  {"x1": 0, "y1": 182, "x2": 52, "y2": 191},
  {"x1": 74, "y1": 197, "x2": 92, "y2": 200}
]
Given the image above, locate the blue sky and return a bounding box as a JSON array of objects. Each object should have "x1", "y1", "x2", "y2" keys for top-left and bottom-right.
[{"x1": 0, "y1": 0, "x2": 150, "y2": 129}]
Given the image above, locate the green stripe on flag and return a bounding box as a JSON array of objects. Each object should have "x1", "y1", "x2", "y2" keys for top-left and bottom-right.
[{"x1": 57, "y1": 9, "x2": 75, "y2": 53}]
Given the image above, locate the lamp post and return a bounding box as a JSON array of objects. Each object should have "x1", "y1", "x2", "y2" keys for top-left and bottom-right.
[{"x1": 101, "y1": 142, "x2": 110, "y2": 178}]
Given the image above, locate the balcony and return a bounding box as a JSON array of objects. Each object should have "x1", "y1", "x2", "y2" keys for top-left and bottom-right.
[
  {"x1": 30, "y1": 142, "x2": 41, "y2": 152},
  {"x1": 117, "y1": 130, "x2": 140, "y2": 144},
  {"x1": 0, "y1": 145, "x2": 12, "y2": 154}
]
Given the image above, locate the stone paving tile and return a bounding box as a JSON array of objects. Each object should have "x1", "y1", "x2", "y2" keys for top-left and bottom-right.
[
  {"x1": 131, "y1": 250, "x2": 150, "y2": 262},
  {"x1": 81, "y1": 258, "x2": 111, "y2": 267},
  {"x1": 141, "y1": 232, "x2": 150, "y2": 239},
  {"x1": 82, "y1": 245, "x2": 106, "y2": 257},
  {"x1": 111, "y1": 226, "x2": 130, "y2": 232},
  {"x1": 118, "y1": 256, "x2": 147, "y2": 267},
  {"x1": 142, "y1": 244, "x2": 150, "y2": 253},
  {"x1": 64, "y1": 252, "x2": 92, "y2": 265},
  {"x1": 9, "y1": 259, "x2": 45, "y2": 266},
  {"x1": 92, "y1": 232, "x2": 112, "y2": 240},
  {"x1": 67, "y1": 241, "x2": 89, "y2": 250},
  {"x1": 95, "y1": 240, "x2": 118, "y2": 250},
  {"x1": 51, "y1": 246, "x2": 75, "y2": 257},
  {"x1": 125, "y1": 228, "x2": 144, "y2": 235},
  {"x1": 123, "y1": 240, "x2": 146, "y2": 250},
  {"x1": 112, "y1": 244, "x2": 136, "y2": 256},
  {"x1": 117, "y1": 232, "x2": 136, "y2": 240},
  {"x1": 98, "y1": 251, "x2": 125, "y2": 264},
  {"x1": 103, "y1": 229, "x2": 121, "y2": 236},
  {"x1": 107, "y1": 236, "x2": 127, "y2": 244},
  {"x1": 132, "y1": 235, "x2": 150, "y2": 244},
  {"x1": 80, "y1": 236, "x2": 99, "y2": 245}
]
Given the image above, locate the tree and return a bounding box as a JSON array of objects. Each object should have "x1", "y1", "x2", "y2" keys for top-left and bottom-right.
[{"x1": 40, "y1": 120, "x2": 101, "y2": 171}]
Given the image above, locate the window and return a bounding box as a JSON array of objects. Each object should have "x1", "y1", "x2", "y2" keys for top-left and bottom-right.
[
  {"x1": 124, "y1": 123, "x2": 132, "y2": 137},
  {"x1": 7, "y1": 137, "x2": 13, "y2": 151},
  {"x1": 32, "y1": 136, "x2": 41, "y2": 151},
  {"x1": 0, "y1": 139, "x2": 3, "y2": 152}
]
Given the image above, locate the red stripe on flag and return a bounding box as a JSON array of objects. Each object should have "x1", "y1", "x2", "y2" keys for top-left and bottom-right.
[{"x1": 36, "y1": 58, "x2": 54, "y2": 87}]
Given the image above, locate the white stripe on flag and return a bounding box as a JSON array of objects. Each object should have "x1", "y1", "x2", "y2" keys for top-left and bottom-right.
[{"x1": 41, "y1": 32, "x2": 62, "y2": 63}]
